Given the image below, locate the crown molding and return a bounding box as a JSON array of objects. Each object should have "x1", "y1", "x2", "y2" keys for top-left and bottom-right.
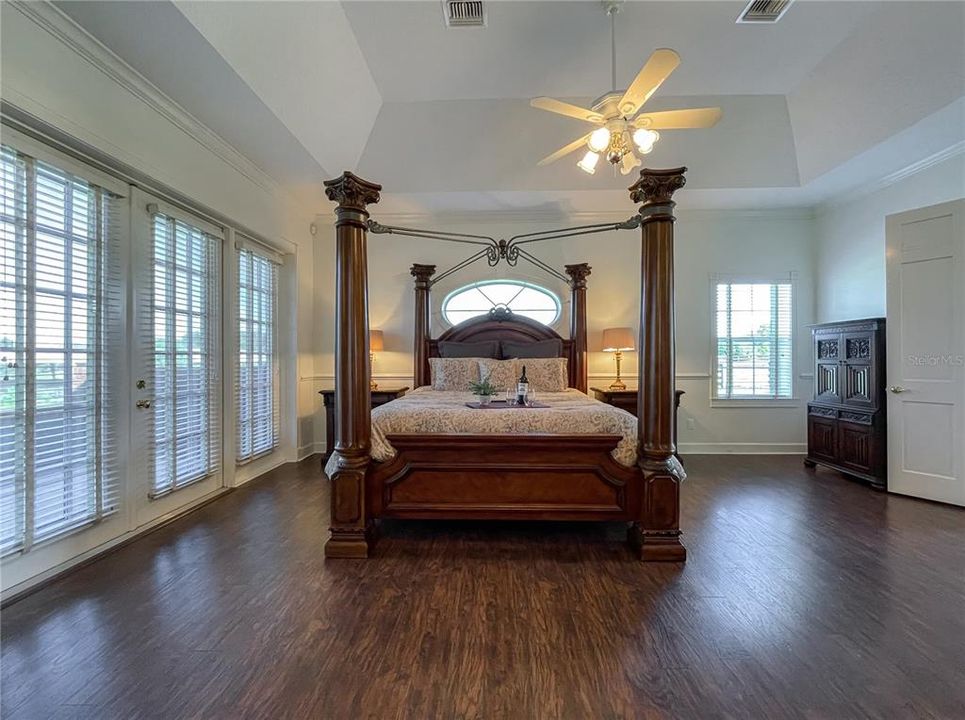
[
  {"x1": 820, "y1": 140, "x2": 965, "y2": 213},
  {"x1": 7, "y1": 1, "x2": 314, "y2": 217}
]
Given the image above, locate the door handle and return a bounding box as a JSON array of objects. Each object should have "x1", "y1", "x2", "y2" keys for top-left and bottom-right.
[
  {"x1": 889, "y1": 386, "x2": 908, "y2": 394},
  {"x1": 136, "y1": 399, "x2": 152, "y2": 409}
]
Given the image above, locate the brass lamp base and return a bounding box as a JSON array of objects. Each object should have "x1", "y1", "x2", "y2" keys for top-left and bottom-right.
[
  {"x1": 608, "y1": 350, "x2": 627, "y2": 390},
  {"x1": 370, "y1": 353, "x2": 378, "y2": 390}
]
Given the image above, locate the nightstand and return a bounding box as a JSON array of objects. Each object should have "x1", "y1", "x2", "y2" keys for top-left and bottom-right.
[
  {"x1": 320, "y1": 387, "x2": 408, "y2": 462},
  {"x1": 590, "y1": 388, "x2": 684, "y2": 462}
]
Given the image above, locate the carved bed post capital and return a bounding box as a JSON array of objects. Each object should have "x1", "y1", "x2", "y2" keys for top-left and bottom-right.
[
  {"x1": 564, "y1": 263, "x2": 591, "y2": 393},
  {"x1": 564, "y1": 263, "x2": 591, "y2": 289},
  {"x1": 628, "y1": 167, "x2": 687, "y2": 208},
  {"x1": 324, "y1": 171, "x2": 380, "y2": 559},
  {"x1": 323, "y1": 171, "x2": 382, "y2": 214},
  {"x1": 411, "y1": 264, "x2": 437, "y2": 388},
  {"x1": 629, "y1": 167, "x2": 687, "y2": 562},
  {"x1": 410, "y1": 263, "x2": 436, "y2": 288}
]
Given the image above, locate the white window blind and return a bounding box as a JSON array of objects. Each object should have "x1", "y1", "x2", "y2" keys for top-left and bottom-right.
[
  {"x1": 142, "y1": 209, "x2": 222, "y2": 497},
  {"x1": 236, "y1": 242, "x2": 279, "y2": 462},
  {"x1": 0, "y1": 144, "x2": 123, "y2": 556},
  {"x1": 714, "y1": 279, "x2": 793, "y2": 399}
]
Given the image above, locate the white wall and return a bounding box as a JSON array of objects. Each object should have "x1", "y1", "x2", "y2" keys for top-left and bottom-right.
[
  {"x1": 814, "y1": 153, "x2": 965, "y2": 322},
  {"x1": 312, "y1": 207, "x2": 816, "y2": 454},
  {"x1": 0, "y1": 3, "x2": 321, "y2": 595}
]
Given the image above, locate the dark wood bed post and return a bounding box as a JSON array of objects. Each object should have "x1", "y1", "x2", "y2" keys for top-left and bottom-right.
[
  {"x1": 564, "y1": 263, "x2": 591, "y2": 393},
  {"x1": 627, "y1": 167, "x2": 687, "y2": 562},
  {"x1": 411, "y1": 263, "x2": 436, "y2": 388},
  {"x1": 323, "y1": 171, "x2": 381, "y2": 558}
]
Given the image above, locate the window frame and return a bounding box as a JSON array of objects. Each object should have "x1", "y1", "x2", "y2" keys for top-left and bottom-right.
[
  {"x1": 440, "y1": 279, "x2": 562, "y2": 328},
  {"x1": 709, "y1": 272, "x2": 799, "y2": 408},
  {"x1": 234, "y1": 239, "x2": 280, "y2": 464},
  {"x1": 0, "y1": 139, "x2": 126, "y2": 557}
]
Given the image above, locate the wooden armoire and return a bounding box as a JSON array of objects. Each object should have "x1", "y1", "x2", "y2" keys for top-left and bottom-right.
[{"x1": 804, "y1": 318, "x2": 887, "y2": 490}]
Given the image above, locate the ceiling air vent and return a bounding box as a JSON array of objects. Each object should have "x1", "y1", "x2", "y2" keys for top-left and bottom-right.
[
  {"x1": 443, "y1": 0, "x2": 485, "y2": 27},
  {"x1": 736, "y1": 0, "x2": 793, "y2": 23}
]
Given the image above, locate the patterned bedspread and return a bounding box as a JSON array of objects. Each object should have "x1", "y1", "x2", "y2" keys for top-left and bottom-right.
[{"x1": 325, "y1": 387, "x2": 647, "y2": 476}]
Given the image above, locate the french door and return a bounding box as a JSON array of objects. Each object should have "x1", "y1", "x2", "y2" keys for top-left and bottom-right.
[{"x1": 131, "y1": 191, "x2": 224, "y2": 523}]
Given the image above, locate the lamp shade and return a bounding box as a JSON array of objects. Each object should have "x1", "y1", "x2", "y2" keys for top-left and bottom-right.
[
  {"x1": 369, "y1": 329, "x2": 384, "y2": 352},
  {"x1": 601, "y1": 327, "x2": 635, "y2": 352}
]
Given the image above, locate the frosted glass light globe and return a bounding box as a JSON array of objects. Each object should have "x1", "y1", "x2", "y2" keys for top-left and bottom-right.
[{"x1": 588, "y1": 127, "x2": 611, "y2": 153}]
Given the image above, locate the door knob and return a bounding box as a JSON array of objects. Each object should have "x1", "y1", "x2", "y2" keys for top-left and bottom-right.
[
  {"x1": 136, "y1": 399, "x2": 152, "y2": 409},
  {"x1": 889, "y1": 386, "x2": 908, "y2": 394}
]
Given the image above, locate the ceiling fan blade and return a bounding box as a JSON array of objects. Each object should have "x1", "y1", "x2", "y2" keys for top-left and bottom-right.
[
  {"x1": 618, "y1": 48, "x2": 681, "y2": 118},
  {"x1": 634, "y1": 107, "x2": 723, "y2": 129},
  {"x1": 530, "y1": 97, "x2": 605, "y2": 124},
  {"x1": 537, "y1": 133, "x2": 592, "y2": 167}
]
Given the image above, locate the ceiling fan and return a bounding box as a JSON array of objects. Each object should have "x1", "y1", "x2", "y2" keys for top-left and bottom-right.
[{"x1": 531, "y1": 0, "x2": 722, "y2": 176}]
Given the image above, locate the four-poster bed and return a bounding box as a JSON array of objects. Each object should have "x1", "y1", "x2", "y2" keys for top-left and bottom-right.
[{"x1": 322, "y1": 167, "x2": 688, "y2": 561}]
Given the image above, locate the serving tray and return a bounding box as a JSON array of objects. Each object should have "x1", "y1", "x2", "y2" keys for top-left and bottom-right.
[{"x1": 465, "y1": 400, "x2": 549, "y2": 409}]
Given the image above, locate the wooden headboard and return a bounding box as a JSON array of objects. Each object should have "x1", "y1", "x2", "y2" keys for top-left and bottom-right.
[{"x1": 411, "y1": 263, "x2": 590, "y2": 392}]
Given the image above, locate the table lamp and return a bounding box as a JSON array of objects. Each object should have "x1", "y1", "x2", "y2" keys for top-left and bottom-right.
[
  {"x1": 369, "y1": 329, "x2": 384, "y2": 390},
  {"x1": 601, "y1": 327, "x2": 635, "y2": 390}
]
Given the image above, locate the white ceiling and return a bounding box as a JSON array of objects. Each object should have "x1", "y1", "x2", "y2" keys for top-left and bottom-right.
[
  {"x1": 53, "y1": 1, "x2": 965, "y2": 215},
  {"x1": 343, "y1": 1, "x2": 876, "y2": 101}
]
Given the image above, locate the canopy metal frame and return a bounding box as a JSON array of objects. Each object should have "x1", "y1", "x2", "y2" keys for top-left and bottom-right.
[{"x1": 367, "y1": 216, "x2": 641, "y2": 287}]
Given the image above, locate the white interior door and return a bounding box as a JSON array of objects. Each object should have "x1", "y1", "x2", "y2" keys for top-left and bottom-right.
[{"x1": 886, "y1": 199, "x2": 965, "y2": 505}]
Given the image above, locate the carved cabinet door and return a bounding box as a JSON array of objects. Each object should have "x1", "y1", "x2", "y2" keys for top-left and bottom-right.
[
  {"x1": 837, "y1": 416, "x2": 875, "y2": 475},
  {"x1": 814, "y1": 332, "x2": 842, "y2": 404},
  {"x1": 807, "y1": 408, "x2": 837, "y2": 462},
  {"x1": 841, "y1": 331, "x2": 876, "y2": 410}
]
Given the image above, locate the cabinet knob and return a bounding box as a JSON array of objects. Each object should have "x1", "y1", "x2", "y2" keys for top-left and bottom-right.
[{"x1": 889, "y1": 386, "x2": 908, "y2": 394}]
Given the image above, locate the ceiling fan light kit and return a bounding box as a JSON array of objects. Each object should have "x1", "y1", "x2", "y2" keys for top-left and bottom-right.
[{"x1": 531, "y1": 0, "x2": 722, "y2": 177}]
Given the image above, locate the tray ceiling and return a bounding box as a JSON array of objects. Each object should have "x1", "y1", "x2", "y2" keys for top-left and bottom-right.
[{"x1": 51, "y1": 1, "x2": 965, "y2": 213}]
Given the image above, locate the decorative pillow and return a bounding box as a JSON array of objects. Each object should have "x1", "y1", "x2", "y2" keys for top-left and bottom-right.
[
  {"x1": 476, "y1": 358, "x2": 518, "y2": 392},
  {"x1": 501, "y1": 339, "x2": 563, "y2": 359},
  {"x1": 438, "y1": 340, "x2": 499, "y2": 359},
  {"x1": 517, "y1": 357, "x2": 568, "y2": 392},
  {"x1": 429, "y1": 357, "x2": 481, "y2": 391}
]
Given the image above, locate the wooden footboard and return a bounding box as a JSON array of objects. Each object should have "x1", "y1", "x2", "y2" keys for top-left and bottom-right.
[{"x1": 367, "y1": 434, "x2": 641, "y2": 521}]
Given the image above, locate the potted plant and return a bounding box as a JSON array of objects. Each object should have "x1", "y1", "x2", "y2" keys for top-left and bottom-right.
[{"x1": 468, "y1": 374, "x2": 499, "y2": 406}]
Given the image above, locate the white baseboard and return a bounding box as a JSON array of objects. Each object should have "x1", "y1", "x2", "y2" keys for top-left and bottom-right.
[
  {"x1": 678, "y1": 442, "x2": 806, "y2": 454},
  {"x1": 297, "y1": 442, "x2": 325, "y2": 461}
]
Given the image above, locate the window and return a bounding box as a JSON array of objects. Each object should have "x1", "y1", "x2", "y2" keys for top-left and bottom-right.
[
  {"x1": 236, "y1": 241, "x2": 279, "y2": 462},
  {"x1": 143, "y1": 209, "x2": 222, "y2": 497},
  {"x1": 442, "y1": 280, "x2": 560, "y2": 326},
  {"x1": 0, "y1": 145, "x2": 122, "y2": 556},
  {"x1": 713, "y1": 277, "x2": 793, "y2": 400}
]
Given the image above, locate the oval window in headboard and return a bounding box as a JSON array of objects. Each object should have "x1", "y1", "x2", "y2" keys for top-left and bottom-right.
[{"x1": 442, "y1": 280, "x2": 560, "y2": 327}]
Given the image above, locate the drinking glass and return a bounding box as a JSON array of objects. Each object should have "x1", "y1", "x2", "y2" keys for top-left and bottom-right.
[
  {"x1": 525, "y1": 389, "x2": 538, "y2": 407},
  {"x1": 505, "y1": 389, "x2": 516, "y2": 406}
]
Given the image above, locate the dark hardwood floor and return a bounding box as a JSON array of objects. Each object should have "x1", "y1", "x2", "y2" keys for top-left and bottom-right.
[{"x1": 2, "y1": 455, "x2": 964, "y2": 720}]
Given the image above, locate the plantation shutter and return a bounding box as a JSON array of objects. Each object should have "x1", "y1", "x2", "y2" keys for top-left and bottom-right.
[
  {"x1": 0, "y1": 144, "x2": 123, "y2": 556},
  {"x1": 142, "y1": 206, "x2": 222, "y2": 497},
  {"x1": 235, "y1": 239, "x2": 280, "y2": 462},
  {"x1": 714, "y1": 278, "x2": 793, "y2": 399}
]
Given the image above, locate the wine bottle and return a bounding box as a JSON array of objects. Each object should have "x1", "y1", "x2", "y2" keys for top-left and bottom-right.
[{"x1": 516, "y1": 365, "x2": 529, "y2": 405}]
